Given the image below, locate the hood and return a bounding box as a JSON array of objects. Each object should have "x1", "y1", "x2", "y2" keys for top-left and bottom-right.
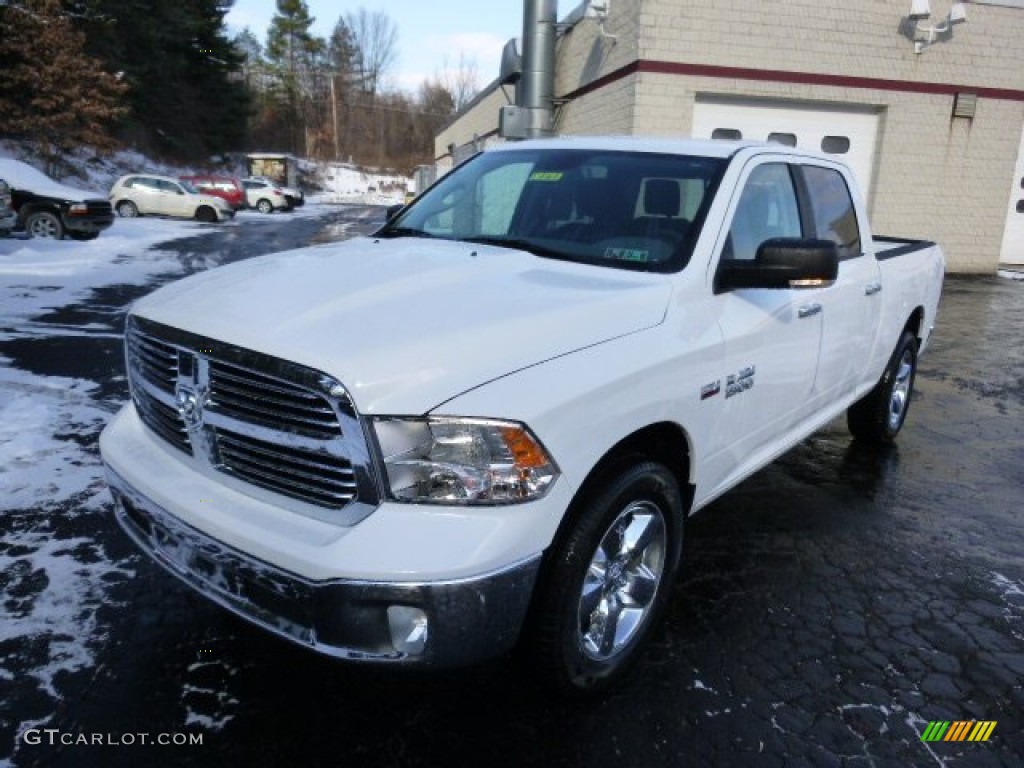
[
  {"x1": 0, "y1": 158, "x2": 104, "y2": 202},
  {"x1": 132, "y1": 237, "x2": 671, "y2": 414}
]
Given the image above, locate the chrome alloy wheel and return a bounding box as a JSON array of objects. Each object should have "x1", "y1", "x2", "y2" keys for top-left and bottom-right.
[
  {"x1": 577, "y1": 501, "x2": 666, "y2": 661},
  {"x1": 888, "y1": 349, "x2": 914, "y2": 431}
]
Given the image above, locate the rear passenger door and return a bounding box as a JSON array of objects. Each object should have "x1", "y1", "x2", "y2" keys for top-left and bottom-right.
[{"x1": 795, "y1": 163, "x2": 880, "y2": 400}]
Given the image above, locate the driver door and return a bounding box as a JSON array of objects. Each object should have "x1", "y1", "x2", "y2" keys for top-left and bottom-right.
[{"x1": 700, "y1": 159, "x2": 826, "y2": 498}]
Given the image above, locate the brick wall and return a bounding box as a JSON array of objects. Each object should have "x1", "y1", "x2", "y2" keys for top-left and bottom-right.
[{"x1": 435, "y1": 0, "x2": 1024, "y2": 271}]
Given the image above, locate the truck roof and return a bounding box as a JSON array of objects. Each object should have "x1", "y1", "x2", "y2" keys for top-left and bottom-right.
[{"x1": 487, "y1": 135, "x2": 827, "y2": 161}]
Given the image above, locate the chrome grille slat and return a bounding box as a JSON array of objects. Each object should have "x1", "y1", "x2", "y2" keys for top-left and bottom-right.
[
  {"x1": 217, "y1": 433, "x2": 355, "y2": 481},
  {"x1": 209, "y1": 363, "x2": 322, "y2": 402},
  {"x1": 137, "y1": 398, "x2": 192, "y2": 455},
  {"x1": 210, "y1": 397, "x2": 339, "y2": 436},
  {"x1": 125, "y1": 320, "x2": 362, "y2": 514},
  {"x1": 219, "y1": 448, "x2": 356, "y2": 497},
  {"x1": 212, "y1": 379, "x2": 335, "y2": 415}
]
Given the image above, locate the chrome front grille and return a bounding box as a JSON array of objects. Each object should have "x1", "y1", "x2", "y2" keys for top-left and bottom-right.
[{"x1": 124, "y1": 316, "x2": 378, "y2": 523}]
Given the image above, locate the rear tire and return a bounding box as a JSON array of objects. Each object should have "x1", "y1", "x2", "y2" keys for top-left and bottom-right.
[
  {"x1": 116, "y1": 200, "x2": 139, "y2": 218},
  {"x1": 25, "y1": 211, "x2": 64, "y2": 240},
  {"x1": 847, "y1": 330, "x2": 918, "y2": 444},
  {"x1": 525, "y1": 462, "x2": 684, "y2": 696}
]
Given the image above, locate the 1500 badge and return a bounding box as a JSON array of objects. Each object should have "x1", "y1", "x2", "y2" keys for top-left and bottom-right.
[
  {"x1": 700, "y1": 365, "x2": 756, "y2": 401},
  {"x1": 726, "y1": 365, "x2": 756, "y2": 399}
]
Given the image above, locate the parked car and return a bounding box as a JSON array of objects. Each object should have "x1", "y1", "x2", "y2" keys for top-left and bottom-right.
[
  {"x1": 180, "y1": 175, "x2": 246, "y2": 210},
  {"x1": 0, "y1": 158, "x2": 114, "y2": 240},
  {"x1": 100, "y1": 138, "x2": 944, "y2": 694},
  {"x1": 110, "y1": 174, "x2": 234, "y2": 222},
  {"x1": 248, "y1": 175, "x2": 304, "y2": 208},
  {"x1": 240, "y1": 178, "x2": 291, "y2": 213},
  {"x1": 0, "y1": 178, "x2": 16, "y2": 235}
]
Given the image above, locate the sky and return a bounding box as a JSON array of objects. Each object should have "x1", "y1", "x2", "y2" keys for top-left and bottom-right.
[{"x1": 225, "y1": 1, "x2": 527, "y2": 93}]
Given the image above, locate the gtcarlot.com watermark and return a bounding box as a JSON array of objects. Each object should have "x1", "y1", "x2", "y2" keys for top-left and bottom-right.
[{"x1": 22, "y1": 729, "x2": 203, "y2": 747}]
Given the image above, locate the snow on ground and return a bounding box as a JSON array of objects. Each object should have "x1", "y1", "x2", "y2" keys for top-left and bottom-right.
[
  {"x1": 0, "y1": 213, "x2": 246, "y2": 754},
  {"x1": 0, "y1": 216, "x2": 223, "y2": 340}
]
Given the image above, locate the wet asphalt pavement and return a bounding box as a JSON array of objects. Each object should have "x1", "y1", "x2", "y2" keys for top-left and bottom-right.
[{"x1": 2, "y1": 211, "x2": 1022, "y2": 767}]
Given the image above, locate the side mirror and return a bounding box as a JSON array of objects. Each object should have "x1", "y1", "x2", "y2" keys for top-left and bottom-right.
[
  {"x1": 385, "y1": 203, "x2": 404, "y2": 221},
  {"x1": 716, "y1": 238, "x2": 839, "y2": 292}
]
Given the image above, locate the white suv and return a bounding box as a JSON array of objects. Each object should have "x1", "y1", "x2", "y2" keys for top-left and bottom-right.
[
  {"x1": 241, "y1": 178, "x2": 291, "y2": 213},
  {"x1": 110, "y1": 174, "x2": 234, "y2": 222}
]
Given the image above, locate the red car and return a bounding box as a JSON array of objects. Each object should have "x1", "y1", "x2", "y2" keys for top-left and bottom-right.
[{"x1": 179, "y1": 175, "x2": 246, "y2": 210}]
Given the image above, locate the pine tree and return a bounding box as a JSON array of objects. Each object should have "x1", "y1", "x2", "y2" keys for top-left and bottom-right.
[
  {"x1": 266, "y1": 0, "x2": 324, "y2": 155},
  {"x1": 0, "y1": 0, "x2": 128, "y2": 165}
]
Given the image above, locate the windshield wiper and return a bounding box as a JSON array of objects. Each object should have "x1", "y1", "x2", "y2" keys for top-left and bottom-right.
[
  {"x1": 462, "y1": 236, "x2": 568, "y2": 260},
  {"x1": 376, "y1": 227, "x2": 439, "y2": 239}
]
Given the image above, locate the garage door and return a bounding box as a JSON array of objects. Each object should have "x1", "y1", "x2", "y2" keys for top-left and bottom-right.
[
  {"x1": 1000, "y1": 124, "x2": 1024, "y2": 265},
  {"x1": 692, "y1": 97, "x2": 880, "y2": 200}
]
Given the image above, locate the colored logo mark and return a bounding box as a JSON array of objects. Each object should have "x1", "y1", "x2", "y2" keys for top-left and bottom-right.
[{"x1": 921, "y1": 721, "x2": 997, "y2": 742}]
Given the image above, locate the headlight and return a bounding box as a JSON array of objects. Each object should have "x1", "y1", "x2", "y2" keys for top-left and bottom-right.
[
  {"x1": 68, "y1": 203, "x2": 88, "y2": 214},
  {"x1": 372, "y1": 417, "x2": 559, "y2": 505}
]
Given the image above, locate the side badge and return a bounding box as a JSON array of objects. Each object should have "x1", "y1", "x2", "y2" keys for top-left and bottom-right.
[{"x1": 701, "y1": 381, "x2": 721, "y2": 401}]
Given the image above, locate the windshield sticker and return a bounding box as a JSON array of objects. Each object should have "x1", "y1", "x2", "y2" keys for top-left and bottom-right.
[
  {"x1": 528, "y1": 171, "x2": 564, "y2": 182},
  {"x1": 604, "y1": 247, "x2": 650, "y2": 262}
]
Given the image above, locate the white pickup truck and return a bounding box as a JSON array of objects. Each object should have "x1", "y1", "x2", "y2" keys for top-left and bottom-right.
[{"x1": 100, "y1": 137, "x2": 944, "y2": 694}]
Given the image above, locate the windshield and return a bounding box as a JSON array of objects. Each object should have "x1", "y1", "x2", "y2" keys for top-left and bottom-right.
[
  {"x1": 180, "y1": 180, "x2": 199, "y2": 194},
  {"x1": 380, "y1": 148, "x2": 726, "y2": 272}
]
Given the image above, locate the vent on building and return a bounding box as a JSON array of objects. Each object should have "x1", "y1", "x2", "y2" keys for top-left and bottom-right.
[
  {"x1": 821, "y1": 136, "x2": 851, "y2": 154},
  {"x1": 712, "y1": 128, "x2": 742, "y2": 140},
  {"x1": 767, "y1": 132, "x2": 797, "y2": 147},
  {"x1": 952, "y1": 92, "x2": 977, "y2": 119}
]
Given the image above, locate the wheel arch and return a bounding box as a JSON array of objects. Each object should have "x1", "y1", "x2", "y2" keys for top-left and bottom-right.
[
  {"x1": 546, "y1": 421, "x2": 695, "y2": 563},
  {"x1": 904, "y1": 306, "x2": 926, "y2": 345},
  {"x1": 17, "y1": 202, "x2": 57, "y2": 225}
]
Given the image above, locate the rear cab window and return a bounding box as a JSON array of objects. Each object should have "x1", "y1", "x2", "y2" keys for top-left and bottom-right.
[{"x1": 799, "y1": 165, "x2": 862, "y2": 259}]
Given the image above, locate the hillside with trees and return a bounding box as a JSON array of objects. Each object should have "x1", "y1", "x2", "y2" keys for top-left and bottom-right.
[{"x1": 0, "y1": 0, "x2": 476, "y2": 173}]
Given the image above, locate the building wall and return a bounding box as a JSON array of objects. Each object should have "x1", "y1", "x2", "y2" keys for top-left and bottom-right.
[{"x1": 435, "y1": 0, "x2": 1024, "y2": 272}]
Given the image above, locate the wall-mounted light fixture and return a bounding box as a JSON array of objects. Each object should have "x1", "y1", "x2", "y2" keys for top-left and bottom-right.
[{"x1": 906, "y1": 1, "x2": 968, "y2": 54}]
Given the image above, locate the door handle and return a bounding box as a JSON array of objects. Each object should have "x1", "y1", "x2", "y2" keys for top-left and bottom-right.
[
  {"x1": 865, "y1": 283, "x2": 882, "y2": 296},
  {"x1": 798, "y1": 303, "x2": 822, "y2": 319}
]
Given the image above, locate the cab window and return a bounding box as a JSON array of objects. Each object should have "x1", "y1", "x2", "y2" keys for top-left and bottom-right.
[
  {"x1": 801, "y1": 166, "x2": 861, "y2": 260},
  {"x1": 722, "y1": 163, "x2": 802, "y2": 261}
]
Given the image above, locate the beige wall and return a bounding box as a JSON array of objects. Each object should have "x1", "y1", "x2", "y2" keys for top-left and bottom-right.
[{"x1": 435, "y1": 0, "x2": 1024, "y2": 271}]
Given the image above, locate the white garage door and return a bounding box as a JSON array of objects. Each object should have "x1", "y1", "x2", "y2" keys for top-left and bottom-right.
[
  {"x1": 692, "y1": 97, "x2": 881, "y2": 200},
  {"x1": 1000, "y1": 124, "x2": 1024, "y2": 265}
]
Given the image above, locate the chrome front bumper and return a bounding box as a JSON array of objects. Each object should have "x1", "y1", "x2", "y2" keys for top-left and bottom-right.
[{"x1": 106, "y1": 467, "x2": 541, "y2": 666}]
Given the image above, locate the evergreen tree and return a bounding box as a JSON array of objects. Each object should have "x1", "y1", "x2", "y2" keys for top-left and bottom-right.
[
  {"x1": 0, "y1": 0, "x2": 128, "y2": 166},
  {"x1": 69, "y1": 0, "x2": 249, "y2": 160},
  {"x1": 266, "y1": 0, "x2": 324, "y2": 155}
]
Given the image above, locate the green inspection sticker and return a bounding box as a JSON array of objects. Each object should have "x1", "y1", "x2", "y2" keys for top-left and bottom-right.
[
  {"x1": 605, "y1": 247, "x2": 650, "y2": 262},
  {"x1": 528, "y1": 171, "x2": 564, "y2": 182}
]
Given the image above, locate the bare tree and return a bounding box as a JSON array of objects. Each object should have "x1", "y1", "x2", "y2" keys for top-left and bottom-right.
[
  {"x1": 441, "y1": 52, "x2": 480, "y2": 112},
  {"x1": 344, "y1": 8, "x2": 398, "y2": 96}
]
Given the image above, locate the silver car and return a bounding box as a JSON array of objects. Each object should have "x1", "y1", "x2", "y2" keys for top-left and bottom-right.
[{"x1": 110, "y1": 174, "x2": 234, "y2": 222}]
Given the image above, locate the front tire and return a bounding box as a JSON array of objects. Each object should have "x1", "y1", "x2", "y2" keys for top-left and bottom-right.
[
  {"x1": 69, "y1": 231, "x2": 100, "y2": 241},
  {"x1": 847, "y1": 330, "x2": 918, "y2": 444},
  {"x1": 526, "y1": 462, "x2": 684, "y2": 696},
  {"x1": 25, "y1": 211, "x2": 64, "y2": 239},
  {"x1": 195, "y1": 205, "x2": 218, "y2": 223},
  {"x1": 116, "y1": 200, "x2": 139, "y2": 218},
  {"x1": 256, "y1": 199, "x2": 273, "y2": 214}
]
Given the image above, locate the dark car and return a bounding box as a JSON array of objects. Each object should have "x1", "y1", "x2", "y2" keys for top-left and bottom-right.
[
  {"x1": 180, "y1": 175, "x2": 246, "y2": 210},
  {"x1": 0, "y1": 178, "x2": 16, "y2": 235},
  {"x1": 0, "y1": 159, "x2": 114, "y2": 240}
]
